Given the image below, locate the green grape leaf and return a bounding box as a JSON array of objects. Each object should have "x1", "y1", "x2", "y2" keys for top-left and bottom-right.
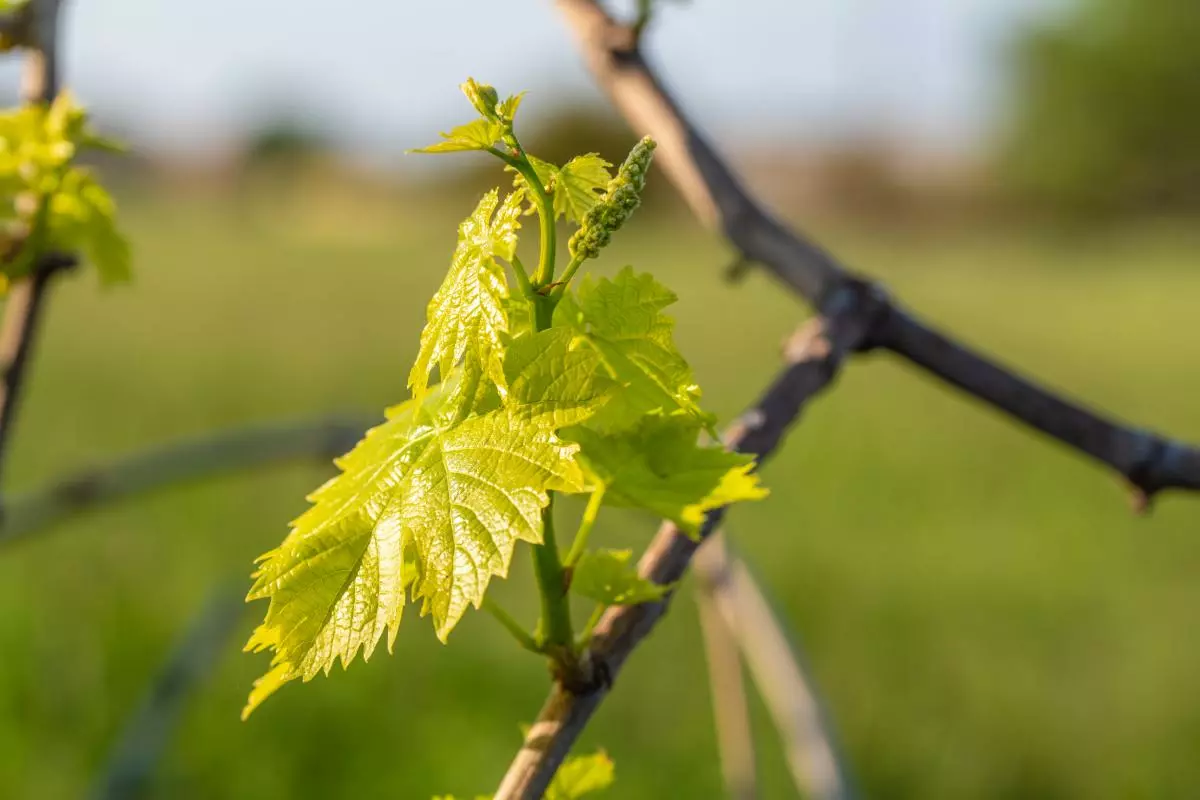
[
  {"x1": 553, "y1": 154, "x2": 613, "y2": 223},
  {"x1": 571, "y1": 549, "x2": 669, "y2": 606},
  {"x1": 547, "y1": 751, "x2": 616, "y2": 799},
  {"x1": 412, "y1": 118, "x2": 505, "y2": 154},
  {"x1": 49, "y1": 170, "x2": 131, "y2": 284},
  {"x1": 0, "y1": 92, "x2": 131, "y2": 289},
  {"x1": 510, "y1": 153, "x2": 613, "y2": 224},
  {"x1": 554, "y1": 267, "x2": 711, "y2": 431},
  {"x1": 496, "y1": 92, "x2": 525, "y2": 125},
  {"x1": 243, "y1": 374, "x2": 586, "y2": 717},
  {"x1": 409, "y1": 189, "x2": 523, "y2": 401},
  {"x1": 567, "y1": 414, "x2": 767, "y2": 534},
  {"x1": 503, "y1": 294, "x2": 534, "y2": 339},
  {"x1": 504, "y1": 327, "x2": 615, "y2": 428}
]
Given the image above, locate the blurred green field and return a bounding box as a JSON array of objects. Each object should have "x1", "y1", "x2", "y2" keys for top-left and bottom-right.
[{"x1": 0, "y1": 185, "x2": 1198, "y2": 799}]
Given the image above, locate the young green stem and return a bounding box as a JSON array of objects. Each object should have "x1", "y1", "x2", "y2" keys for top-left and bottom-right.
[
  {"x1": 495, "y1": 138, "x2": 578, "y2": 667},
  {"x1": 509, "y1": 254, "x2": 534, "y2": 300},
  {"x1": 487, "y1": 145, "x2": 557, "y2": 289},
  {"x1": 531, "y1": 498, "x2": 574, "y2": 652},
  {"x1": 482, "y1": 598, "x2": 541, "y2": 654},
  {"x1": 576, "y1": 604, "x2": 606, "y2": 649},
  {"x1": 564, "y1": 486, "x2": 605, "y2": 569}
]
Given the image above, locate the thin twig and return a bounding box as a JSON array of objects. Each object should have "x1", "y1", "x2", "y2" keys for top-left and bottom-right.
[
  {"x1": 88, "y1": 581, "x2": 245, "y2": 800},
  {"x1": 495, "y1": 319, "x2": 860, "y2": 798},
  {"x1": 696, "y1": 532, "x2": 850, "y2": 800},
  {"x1": 0, "y1": 415, "x2": 375, "y2": 545},
  {"x1": 555, "y1": 0, "x2": 1200, "y2": 509},
  {"x1": 0, "y1": 0, "x2": 66, "y2": 486},
  {"x1": 695, "y1": 565, "x2": 757, "y2": 800}
]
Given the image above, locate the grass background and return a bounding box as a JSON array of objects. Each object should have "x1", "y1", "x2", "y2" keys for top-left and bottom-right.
[{"x1": 1, "y1": 185, "x2": 1198, "y2": 798}]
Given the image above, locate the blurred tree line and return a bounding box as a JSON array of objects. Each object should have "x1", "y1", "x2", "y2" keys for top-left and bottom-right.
[{"x1": 1002, "y1": 0, "x2": 1200, "y2": 218}]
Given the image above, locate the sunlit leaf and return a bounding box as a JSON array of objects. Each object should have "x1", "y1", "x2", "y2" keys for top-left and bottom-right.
[
  {"x1": 554, "y1": 267, "x2": 712, "y2": 431},
  {"x1": 434, "y1": 749, "x2": 614, "y2": 800},
  {"x1": 511, "y1": 153, "x2": 612, "y2": 224},
  {"x1": 244, "y1": 336, "x2": 600, "y2": 714},
  {"x1": 0, "y1": 92, "x2": 130, "y2": 289},
  {"x1": 412, "y1": 118, "x2": 505, "y2": 154},
  {"x1": 409, "y1": 189, "x2": 524, "y2": 401},
  {"x1": 568, "y1": 413, "x2": 767, "y2": 533},
  {"x1": 504, "y1": 327, "x2": 615, "y2": 428},
  {"x1": 547, "y1": 751, "x2": 616, "y2": 799}
]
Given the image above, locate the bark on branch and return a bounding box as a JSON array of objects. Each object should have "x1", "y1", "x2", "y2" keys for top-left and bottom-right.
[{"x1": 555, "y1": 0, "x2": 1200, "y2": 509}]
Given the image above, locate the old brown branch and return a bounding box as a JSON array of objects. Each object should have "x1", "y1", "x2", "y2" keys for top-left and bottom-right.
[
  {"x1": 555, "y1": 0, "x2": 1200, "y2": 509},
  {"x1": 0, "y1": 415, "x2": 375, "y2": 545}
]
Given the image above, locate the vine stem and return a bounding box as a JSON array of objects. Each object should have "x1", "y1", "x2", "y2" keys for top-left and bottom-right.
[
  {"x1": 564, "y1": 486, "x2": 604, "y2": 568},
  {"x1": 506, "y1": 140, "x2": 581, "y2": 675},
  {"x1": 488, "y1": 145, "x2": 557, "y2": 290},
  {"x1": 531, "y1": 498, "x2": 574, "y2": 653}
]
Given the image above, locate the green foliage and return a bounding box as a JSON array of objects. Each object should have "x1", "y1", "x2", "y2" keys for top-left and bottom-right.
[
  {"x1": 568, "y1": 414, "x2": 766, "y2": 535},
  {"x1": 408, "y1": 188, "x2": 523, "y2": 401},
  {"x1": 571, "y1": 550, "x2": 670, "y2": 606},
  {"x1": 0, "y1": 92, "x2": 130, "y2": 290},
  {"x1": 513, "y1": 153, "x2": 614, "y2": 224},
  {"x1": 435, "y1": 749, "x2": 614, "y2": 800},
  {"x1": 242, "y1": 358, "x2": 587, "y2": 716},
  {"x1": 245, "y1": 78, "x2": 766, "y2": 719},
  {"x1": 413, "y1": 118, "x2": 506, "y2": 154},
  {"x1": 1001, "y1": 0, "x2": 1200, "y2": 216},
  {"x1": 553, "y1": 267, "x2": 712, "y2": 432},
  {"x1": 546, "y1": 751, "x2": 616, "y2": 799}
]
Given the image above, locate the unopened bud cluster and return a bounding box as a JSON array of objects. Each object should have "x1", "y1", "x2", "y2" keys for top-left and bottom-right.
[
  {"x1": 569, "y1": 136, "x2": 656, "y2": 261},
  {"x1": 462, "y1": 78, "x2": 500, "y2": 122}
]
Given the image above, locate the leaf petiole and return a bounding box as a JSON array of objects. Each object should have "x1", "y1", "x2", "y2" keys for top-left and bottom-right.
[
  {"x1": 576, "y1": 604, "x2": 606, "y2": 649},
  {"x1": 509, "y1": 254, "x2": 535, "y2": 299},
  {"x1": 549, "y1": 255, "x2": 585, "y2": 301},
  {"x1": 487, "y1": 142, "x2": 557, "y2": 289},
  {"x1": 564, "y1": 486, "x2": 606, "y2": 569},
  {"x1": 482, "y1": 597, "x2": 542, "y2": 655}
]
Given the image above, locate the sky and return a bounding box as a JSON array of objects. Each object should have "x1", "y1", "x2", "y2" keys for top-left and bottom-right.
[{"x1": 41, "y1": 0, "x2": 1064, "y2": 158}]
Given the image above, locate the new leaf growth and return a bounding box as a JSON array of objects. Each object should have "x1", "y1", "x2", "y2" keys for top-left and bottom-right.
[{"x1": 243, "y1": 79, "x2": 767, "y2": 718}]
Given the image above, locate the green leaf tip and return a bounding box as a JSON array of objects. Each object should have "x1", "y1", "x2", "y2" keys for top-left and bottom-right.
[
  {"x1": 410, "y1": 78, "x2": 526, "y2": 155},
  {"x1": 461, "y1": 78, "x2": 501, "y2": 122}
]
